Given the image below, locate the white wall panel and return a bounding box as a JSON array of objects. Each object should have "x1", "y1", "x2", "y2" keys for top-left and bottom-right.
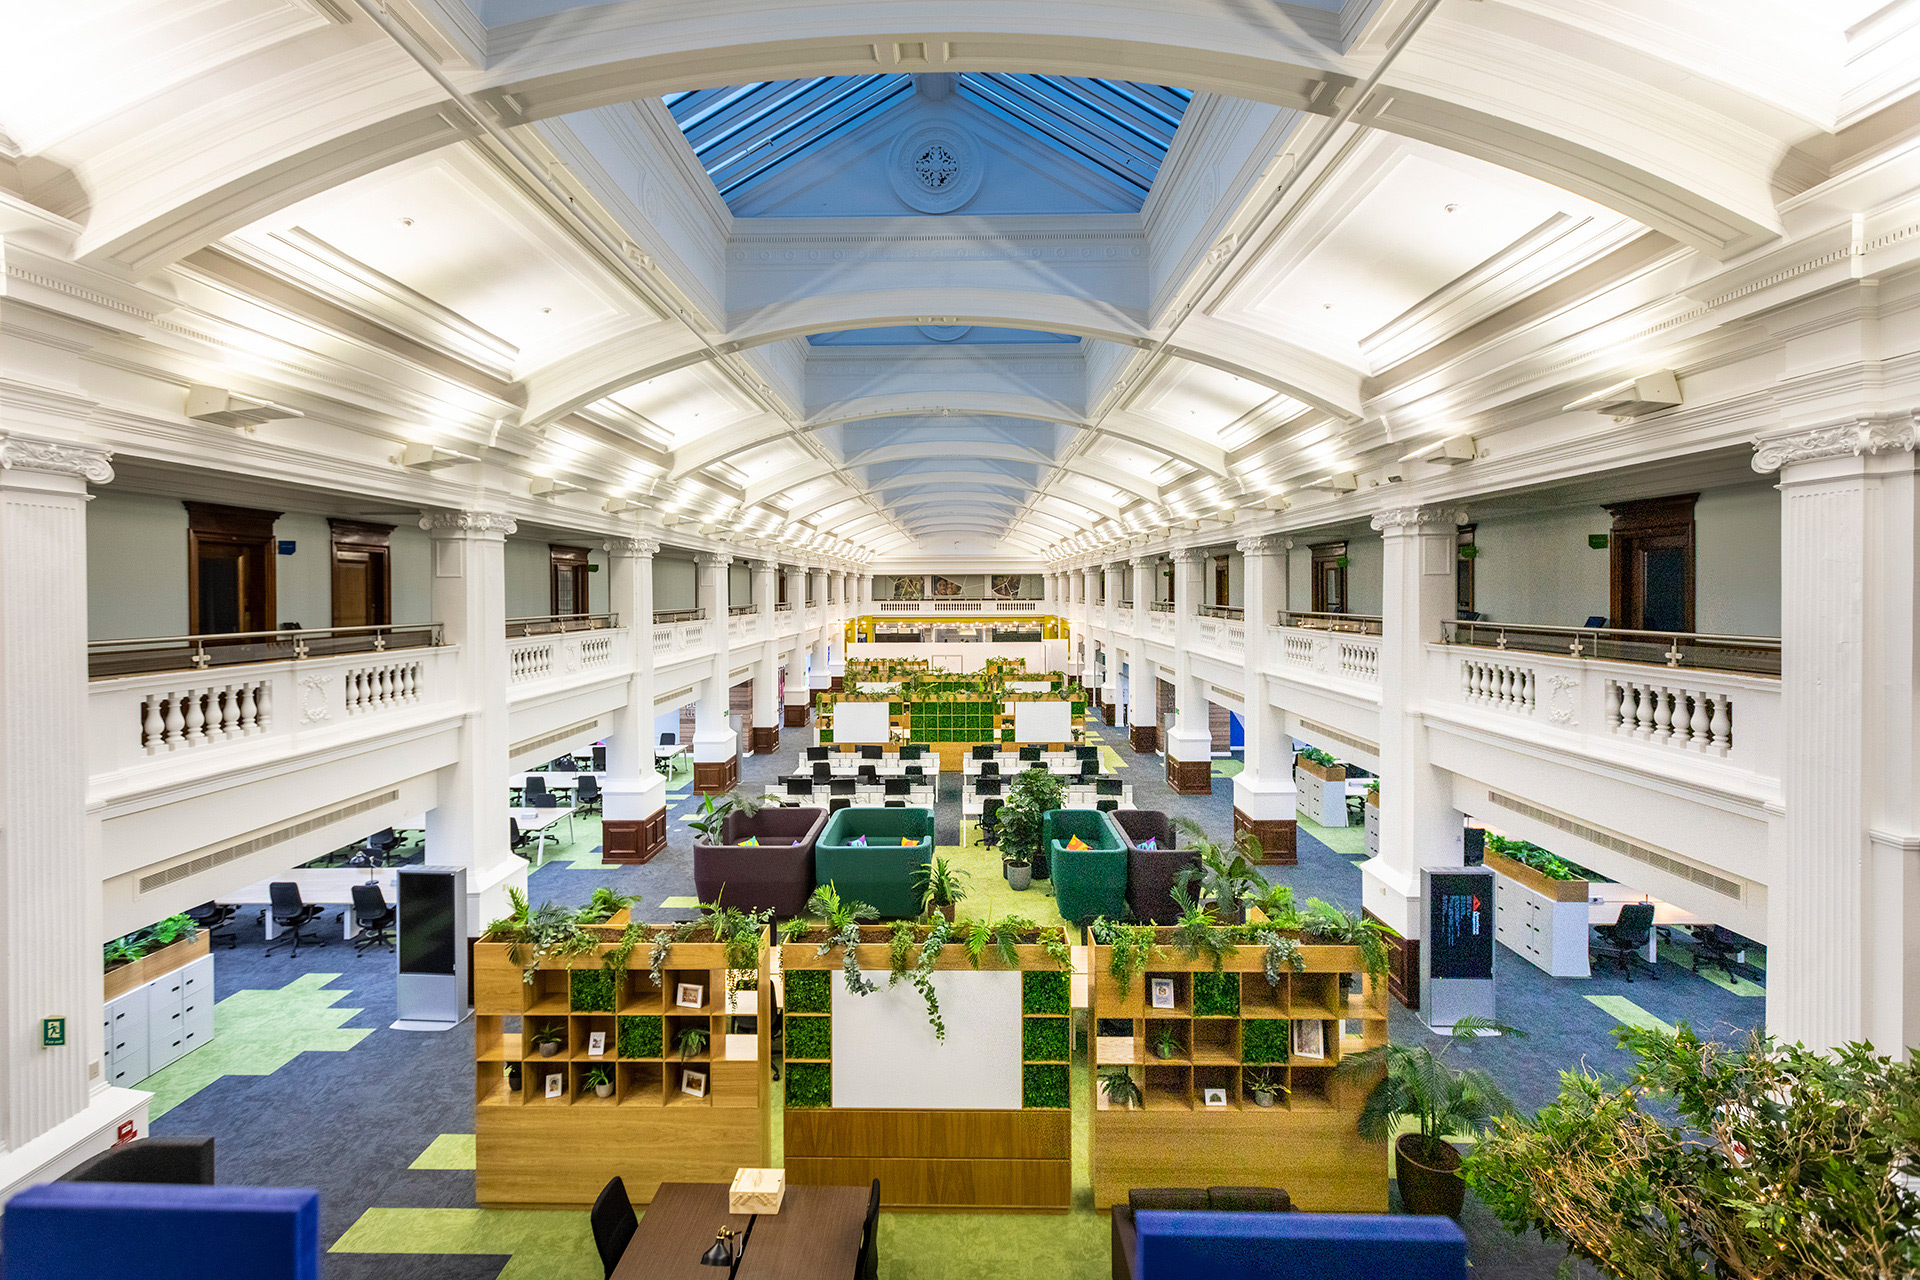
[
  {"x1": 831, "y1": 970, "x2": 1021, "y2": 1110},
  {"x1": 831, "y1": 701, "x2": 892, "y2": 743}
]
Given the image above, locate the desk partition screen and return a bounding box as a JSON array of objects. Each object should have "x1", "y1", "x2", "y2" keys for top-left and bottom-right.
[{"x1": 395, "y1": 865, "x2": 468, "y2": 1031}]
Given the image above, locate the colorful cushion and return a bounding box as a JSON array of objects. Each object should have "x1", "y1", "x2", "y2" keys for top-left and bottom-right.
[
  {"x1": 902, "y1": 837, "x2": 916, "y2": 846},
  {"x1": 737, "y1": 836, "x2": 759, "y2": 847},
  {"x1": 848, "y1": 835, "x2": 867, "y2": 847},
  {"x1": 1064, "y1": 835, "x2": 1090, "y2": 850},
  {"x1": 1138, "y1": 837, "x2": 1158, "y2": 850}
]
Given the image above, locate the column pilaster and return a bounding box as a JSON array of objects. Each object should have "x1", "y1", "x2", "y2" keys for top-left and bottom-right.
[
  {"x1": 1165, "y1": 549, "x2": 1213, "y2": 794},
  {"x1": 693, "y1": 552, "x2": 737, "y2": 794},
  {"x1": 749, "y1": 560, "x2": 781, "y2": 755},
  {"x1": 808, "y1": 568, "x2": 832, "y2": 696},
  {"x1": 421, "y1": 510, "x2": 526, "y2": 930},
  {"x1": 1127, "y1": 557, "x2": 1157, "y2": 752},
  {"x1": 784, "y1": 566, "x2": 810, "y2": 726},
  {"x1": 1233, "y1": 535, "x2": 1298, "y2": 862},
  {"x1": 603, "y1": 538, "x2": 666, "y2": 862}
]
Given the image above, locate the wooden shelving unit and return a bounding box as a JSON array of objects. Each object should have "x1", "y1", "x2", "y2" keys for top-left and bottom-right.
[
  {"x1": 473, "y1": 932, "x2": 770, "y2": 1208},
  {"x1": 1087, "y1": 933, "x2": 1389, "y2": 1212},
  {"x1": 779, "y1": 927, "x2": 1074, "y2": 1212}
]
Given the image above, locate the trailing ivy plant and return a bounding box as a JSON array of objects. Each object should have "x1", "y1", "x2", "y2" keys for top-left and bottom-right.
[
  {"x1": 1252, "y1": 930, "x2": 1306, "y2": 986},
  {"x1": 1089, "y1": 917, "x2": 1162, "y2": 999},
  {"x1": 482, "y1": 886, "x2": 604, "y2": 984},
  {"x1": 807, "y1": 884, "x2": 879, "y2": 996}
]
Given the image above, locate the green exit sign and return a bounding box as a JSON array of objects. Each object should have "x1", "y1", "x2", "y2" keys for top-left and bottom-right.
[{"x1": 41, "y1": 1017, "x2": 65, "y2": 1047}]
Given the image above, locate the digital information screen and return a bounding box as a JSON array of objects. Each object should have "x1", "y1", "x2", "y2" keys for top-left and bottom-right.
[
  {"x1": 1428, "y1": 871, "x2": 1493, "y2": 980},
  {"x1": 398, "y1": 872, "x2": 456, "y2": 976}
]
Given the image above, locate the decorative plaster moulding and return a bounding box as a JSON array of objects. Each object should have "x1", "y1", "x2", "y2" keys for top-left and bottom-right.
[
  {"x1": 420, "y1": 510, "x2": 517, "y2": 535},
  {"x1": 1751, "y1": 417, "x2": 1919, "y2": 473},
  {"x1": 0, "y1": 436, "x2": 114, "y2": 484}
]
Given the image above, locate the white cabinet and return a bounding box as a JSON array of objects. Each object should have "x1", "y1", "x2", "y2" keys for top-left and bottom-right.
[
  {"x1": 105, "y1": 953, "x2": 214, "y2": 1084},
  {"x1": 1362, "y1": 796, "x2": 1379, "y2": 858},
  {"x1": 1293, "y1": 762, "x2": 1349, "y2": 826},
  {"x1": 1490, "y1": 868, "x2": 1591, "y2": 978}
]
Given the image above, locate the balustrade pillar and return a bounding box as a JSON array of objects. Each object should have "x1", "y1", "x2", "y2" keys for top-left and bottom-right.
[
  {"x1": 693, "y1": 552, "x2": 738, "y2": 794},
  {"x1": 808, "y1": 568, "x2": 833, "y2": 695},
  {"x1": 422, "y1": 509, "x2": 523, "y2": 925},
  {"x1": 828, "y1": 570, "x2": 847, "y2": 678},
  {"x1": 1361, "y1": 508, "x2": 1466, "y2": 1012},
  {"x1": 602, "y1": 538, "x2": 666, "y2": 863},
  {"x1": 1233, "y1": 536, "x2": 1298, "y2": 861},
  {"x1": 784, "y1": 567, "x2": 811, "y2": 727},
  {"x1": 1755, "y1": 418, "x2": 1920, "y2": 1052},
  {"x1": 1164, "y1": 550, "x2": 1213, "y2": 794}
]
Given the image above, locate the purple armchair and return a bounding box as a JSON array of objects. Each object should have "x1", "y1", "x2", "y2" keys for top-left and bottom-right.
[{"x1": 693, "y1": 806, "x2": 828, "y2": 917}]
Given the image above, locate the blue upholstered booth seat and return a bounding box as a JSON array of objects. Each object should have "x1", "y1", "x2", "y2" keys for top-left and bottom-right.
[
  {"x1": 1133, "y1": 1210, "x2": 1467, "y2": 1280},
  {"x1": 3, "y1": 1182, "x2": 319, "y2": 1280}
]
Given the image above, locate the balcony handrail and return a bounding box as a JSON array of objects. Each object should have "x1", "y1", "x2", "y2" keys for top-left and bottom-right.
[
  {"x1": 774, "y1": 601, "x2": 795, "y2": 611},
  {"x1": 728, "y1": 604, "x2": 757, "y2": 616},
  {"x1": 505, "y1": 613, "x2": 618, "y2": 638},
  {"x1": 1277, "y1": 610, "x2": 1382, "y2": 635},
  {"x1": 88, "y1": 623, "x2": 443, "y2": 679},
  {"x1": 1147, "y1": 600, "x2": 1175, "y2": 613},
  {"x1": 654, "y1": 608, "x2": 705, "y2": 624},
  {"x1": 1198, "y1": 604, "x2": 1244, "y2": 620},
  {"x1": 1441, "y1": 620, "x2": 1780, "y2": 677}
]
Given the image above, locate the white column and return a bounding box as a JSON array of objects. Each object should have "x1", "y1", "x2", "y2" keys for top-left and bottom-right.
[
  {"x1": 603, "y1": 538, "x2": 667, "y2": 862},
  {"x1": 1164, "y1": 549, "x2": 1213, "y2": 793},
  {"x1": 1755, "y1": 419, "x2": 1920, "y2": 1053},
  {"x1": 0, "y1": 437, "x2": 147, "y2": 1195},
  {"x1": 1233, "y1": 535, "x2": 1298, "y2": 859},
  {"x1": 828, "y1": 570, "x2": 848, "y2": 675},
  {"x1": 1361, "y1": 507, "x2": 1465, "y2": 941},
  {"x1": 808, "y1": 568, "x2": 831, "y2": 690},
  {"x1": 1100, "y1": 564, "x2": 1121, "y2": 716},
  {"x1": 1127, "y1": 557, "x2": 1156, "y2": 750},
  {"x1": 750, "y1": 560, "x2": 780, "y2": 753},
  {"x1": 693, "y1": 552, "x2": 737, "y2": 793},
  {"x1": 422, "y1": 511, "x2": 525, "y2": 930},
  {"x1": 783, "y1": 566, "x2": 810, "y2": 725}
]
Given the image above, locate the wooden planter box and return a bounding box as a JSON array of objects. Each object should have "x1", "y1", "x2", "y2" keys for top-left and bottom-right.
[
  {"x1": 1483, "y1": 850, "x2": 1588, "y2": 903},
  {"x1": 1087, "y1": 931, "x2": 1388, "y2": 1214},
  {"x1": 105, "y1": 931, "x2": 209, "y2": 1002},
  {"x1": 779, "y1": 928, "x2": 1073, "y2": 1212},
  {"x1": 1295, "y1": 757, "x2": 1346, "y2": 782}
]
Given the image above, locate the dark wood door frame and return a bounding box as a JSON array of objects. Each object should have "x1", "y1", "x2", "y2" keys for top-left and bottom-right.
[
  {"x1": 329, "y1": 519, "x2": 393, "y2": 628},
  {"x1": 550, "y1": 544, "x2": 591, "y2": 616},
  {"x1": 186, "y1": 502, "x2": 280, "y2": 635},
  {"x1": 1605, "y1": 494, "x2": 1697, "y2": 632},
  {"x1": 1310, "y1": 541, "x2": 1348, "y2": 614}
]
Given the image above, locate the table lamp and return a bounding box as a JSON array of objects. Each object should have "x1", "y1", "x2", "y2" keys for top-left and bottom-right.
[{"x1": 700, "y1": 1225, "x2": 736, "y2": 1268}]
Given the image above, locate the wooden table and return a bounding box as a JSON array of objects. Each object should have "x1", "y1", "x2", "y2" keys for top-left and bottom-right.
[{"x1": 613, "y1": 1181, "x2": 868, "y2": 1280}]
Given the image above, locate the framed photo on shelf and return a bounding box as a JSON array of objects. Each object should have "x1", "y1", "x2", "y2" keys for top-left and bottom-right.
[
  {"x1": 675, "y1": 982, "x2": 706, "y2": 1009},
  {"x1": 1203, "y1": 1088, "x2": 1228, "y2": 1108},
  {"x1": 544, "y1": 1072, "x2": 564, "y2": 1099},
  {"x1": 1292, "y1": 1019, "x2": 1326, "y2": 1061},
  {"x1": 681, "y1": 1068, "x2": 708, "y2": 1098},
  {"x1": 587, "y1": 1031, "x2": 606, "y2": 1057},
  {"x1": 1148, "y1": 978, "x2": 1174, "y2": 1010}
]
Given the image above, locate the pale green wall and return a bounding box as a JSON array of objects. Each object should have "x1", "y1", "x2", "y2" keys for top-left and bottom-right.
[
  {"x1": 1345, "y1": 534, "x2": 1383, "y2": 615},
  {"x1": 504, "y1": 539, "x2": 548, "y2": 618},
  {"x1": 1470, "y1": 507, "x2": 1612, "y2": 628},
  {"x1": 1695, "y1": 485, "x2": 1780, "y2": 636},
  {"x1": 654, "y1": 557, "x2": 698, "y2": 612},
  {"x1": 88, "y1": 490, "x2": 188, "y2": 640},
  {"x1": 272, "y1": 512, "x2": 331, "y2": 630},
  {"x1": 390, "y1": 523, "x2": 431, "y2": 624}
]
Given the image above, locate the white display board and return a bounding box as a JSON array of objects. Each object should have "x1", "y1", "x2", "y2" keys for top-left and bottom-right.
[
  {"x1": 856, "y1": 682, "x2": 901, "y2": 694},
  {"x1": 831, "y1": 970, "x2": 1021, "y2": 1109},
  {"x1": 1013, "y1": 700, "x2": 1073, "y2": 744},
  {"x1": 831, "y1": 701, "x2": 892, "y2": 744},
  {"x1": 1007, "y1": 681, "x2": 1052, "y2": 694}
]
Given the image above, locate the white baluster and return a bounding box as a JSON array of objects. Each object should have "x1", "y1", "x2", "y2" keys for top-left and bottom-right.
[
  {"x1": 142, "y1": 695, "x2": 165, "y2": 754},
  {"x1": 1709, "y1": 695, "x2": 1732, "y2": 754},
  {"x1": 1688, "y1": 692, "x2": 1710, "y2": 749},
  {"x1": 1634, "y1": 684, "x2": 1657, "y2": 738},
  {"x1": 211, "y1": 686, "x2": 232, "y2": 741},
  {"x1": 1609, "y1": 681, "x2": 1628, "y2": 733},
  {"x1": 256, "y1": 680, "x2": 273, "y2": 729},
  {"x1": 163, "y1": 693, "x2": 185, "y2": 749},
  {"x1": 1652, "y1": 687, "x2": 1673, "y2": 742},
  {"x1": 183, "y1": 689, "x2": 207, "y2": 745}
]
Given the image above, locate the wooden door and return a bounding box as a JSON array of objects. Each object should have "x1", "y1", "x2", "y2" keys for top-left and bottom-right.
[
  {"x1": 1310, "y1": 542, "x2": 1347, "y2": 613},
  {"x1": 186, "y1": 502, "x2": 279, "y2": 635},
  {"x1": 329, "y1": 520, "x2": 393, "y2": 629},
  {"x1": 1606, "y1": 495, "x2": 1696, "y2": 632},
  {"x1": 551, "y1": 545, "x2": 591, "y2": 617},
  {"x1": 1213, "y1": 557, "x2": 1230, "y2": 608}
]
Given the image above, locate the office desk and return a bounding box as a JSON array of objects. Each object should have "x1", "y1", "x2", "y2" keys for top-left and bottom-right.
[
  {"x1": 612, "y1": 1181, "x2": 867, "y2": 1280},
  {"x1": 231, "y1": 869, "x2": 398, "y2": 940},
  {"x1": 1590, "y1": 894, "x2": 1704, "y2": 964},
  {"x1": 510, "y1": 805, "x2": 576, "y2": 862}
]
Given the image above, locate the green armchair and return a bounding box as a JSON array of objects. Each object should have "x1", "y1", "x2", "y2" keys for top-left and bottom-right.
[
  {"x1": 1042, "y1": 808, "x2": 1127, "y2": 924},
  {"x1": 813, "y1": 806, "x2": 935, "y2": 918}
]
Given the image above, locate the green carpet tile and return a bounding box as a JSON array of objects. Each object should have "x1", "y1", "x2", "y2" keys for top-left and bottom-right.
[
  {"x1": 1584, "y1": 994, "x2": 1676, "y2": 1034},
  {"x1": 141, "y1": 973, "x2": 370, "y2": 1119},
  {"x1": 1210, "y1": 759, "x2": 1243, "y2": 778},
  {"x1": 1298, "y1": 815, "x2": 1367, "y2": 858},
  {"x1": 939, "y1": 839, "x2": 1070, "y2": 929},
  {"x1": 332, "y1": 1208, "x2": 599, "y2": 1280},
  {"x1": 410, "y1": 1134, "x2": 477, "y2": 1170}
]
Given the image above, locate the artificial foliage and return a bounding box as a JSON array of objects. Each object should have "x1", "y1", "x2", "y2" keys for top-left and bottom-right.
[
  {"x1": 1192, "y1": 970, "x2": 1241, "y2": 1018},
  {"x1": 1483, "y1": 833, "x2": 1598, "y2": 883},
  {"x1": 1467, "y1": 1027, "x2": 1920, "y2": 1280},
  {"x1": 1242, "y1": 1019, "x2": 1290, "y2": 1065},
  {"x1": 784, "y1": 969, "x2": 831, "y2": 1014},
  {"x1": 996, "y1": 769, "x2": 1067, "y2": 866},
  {"x1": 1089, "y1": 918, "x2": 1161, "y2": 998},
  {"x1": 785, "y1": 1062, "x2": 832, "y2": 1109},
  {"x1": 1023, "y1": 1017, "x2": 1069, "y2": 1062},
  {"x1": 1296, "y1": 746, "x2": 1339, "y2": 769},
  {"x1": 615, "y1": 1015, "x2": 662, "y2": 1059},
  {"x1": 783, "y1": 1015, "x2": 832, "y2": 1061},
  {"x1": 1022, "y1": 969, "x2": 1071, "y2": 1015},
  {"x1": 1023, "y1": 1063, "x2": 1070, "y2": 1109},
  {"x1": 569, "y1": 967, "x2": 615, "y2": 1013}
]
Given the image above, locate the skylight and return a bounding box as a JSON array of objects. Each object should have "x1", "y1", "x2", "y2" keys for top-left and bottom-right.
[{"x1": 663, "y1": 74, "x2": 1191, "y2": 213}]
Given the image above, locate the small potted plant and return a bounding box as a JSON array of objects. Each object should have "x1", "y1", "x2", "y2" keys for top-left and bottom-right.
[
  {"x1": 1152, "y1": 1027, "x2": 1181, "y2": 1061},
  {"x1": 1099, "y1": 1067, "x2": 1143, "y2": 1111},
  {"x1": 506, "y1": 1062, "x2": 522, "y2": 1093},
  {"x1": 584, "y1": 1066, "x2": 613, "y2": 1099},
  {"x1": 1003, "y1": 853, "x2": 1032, "y2": 892},
  {"x1": 677, "y1": 1026, "x2": 709, "y2": 1061},
  {"x1": 1245, "y1": 1066, "x2": 1285, "y2": 1108},
  {"x1": 531, "y1": 1023, "x2": 565, "y2": 1058},
  {"x1": 914, "y1": 857, "x2": 971, "y2": 923}
]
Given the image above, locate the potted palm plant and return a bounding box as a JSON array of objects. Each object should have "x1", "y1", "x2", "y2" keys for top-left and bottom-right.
[
  {"x1": 1099, "y1": 1067, "x2": 1143, "y2": 1111},
  {"x1": 914, "y1": 857, "x2": 971, "y2": 923},
  {"x1": 997, "y1": 768, "x2": 1065, "y2": 892},
  {"x1": 1335, "y1": 1018, "x2": 1523, "y2": 1217},
  {"x1": 1173, "y1": 818, "x2": 1265, "y2": 924},
  {"x1": 530, "y1": 1023, "x2": 565, "y2": 1058},
  {"x1": 584, "y1": 1066, "x2": 613, "y2": 1099}
]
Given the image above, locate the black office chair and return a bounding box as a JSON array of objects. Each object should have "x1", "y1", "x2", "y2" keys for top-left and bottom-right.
[
  {"x1": 550, "y1": 754, "x2": 578, "y2": 772},
  {"x1": 812, "y1": 761, "x2": 832, "y2": 780},
  {"x1": 574, "y1": 775, "x2": 603, "y2": 816},
  {"x1": 63, "y1": 1137, "x2": 214, "y2": 1185},
  {"x1": 1685, "y1": 924, "x2": 1750, "y2": 982},
  {"x1": 808, "y1": 745, "x2": 830, "y2": 761},
  {"x1": 1592, "y1": 902, "x2": 1658, "y2": 981},
  {"x1": 660, "y1": 733, "x2": 677, "y2": 747},
  {"x1": 980, "y1": 798, "x2": 1004, "y2": 851},
  {"x1": 509, "y1": 817, "x2": 535, "y2": 858},
  {"x1": 351, "y1": 884, "x2": 395, "y2": 955},
  {"x1": 1346, "y1": 793, "x2": 1366, "y2": 825},
  {"x1": 786, "y1": 778, "x2": 815, "y2": 798},
  {"x1": 186, "y1": 901, "x2": 237, "y2": 950},
  {"x1": 904, "y1": 765, "x2": 924, "y2": 778},
  {"x1": 263, "y1": 882, "x2": 326, "y2": 958},
  {"x1": 852, "y1": 1178, "x2": 880, "y2": 1280},
  {"x1": 885, "y1": 778, "x2": 911, "y2": 797},
  {"x1": 828, "y1": 797, "x2": 852, "y2": 813},
  {"x1": 901, "y1": 745, "x2": 923, "y2": 761},
  {"x1": 857, "y1": 764, "x2": 879, "y2": 784},
  {"x1": 591, "y1": 1176, "x2": 639, "y2": 1280},
  {"x1": 523, "y1": 776, "x2": 559, "y2": 809},
  {"x1": 351, "y1": 828, "x2": 404, "y2": 867},
  {"x1": 1080, "y1": 761, "x2": 1100, "y2": 779}
]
